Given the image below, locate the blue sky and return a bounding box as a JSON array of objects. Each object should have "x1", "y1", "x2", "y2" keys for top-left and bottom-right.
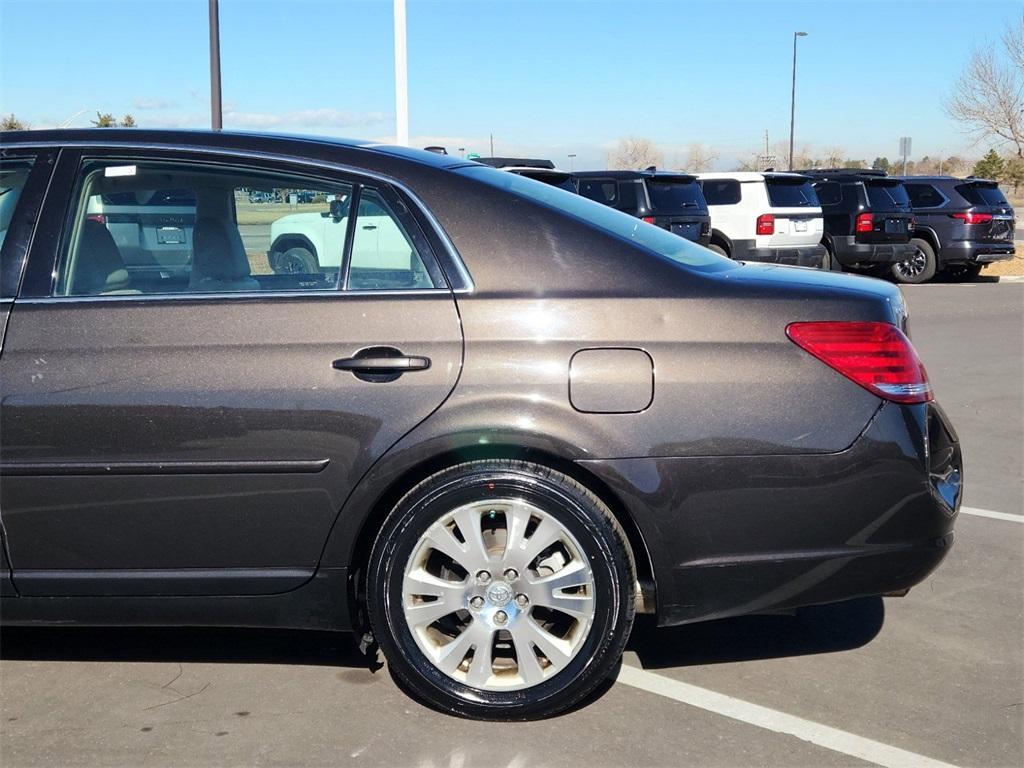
[{"x1": 0, "y1": 0, "x2": 1020, "y2": 169}]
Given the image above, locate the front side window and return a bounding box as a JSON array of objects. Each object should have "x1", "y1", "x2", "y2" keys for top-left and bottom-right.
[
  {"x1": 1, "y1": 157, "x2": 35, "y2": 297},
  {"x1": 57, "y1": 159, "x2": 360, "y2": 296}
]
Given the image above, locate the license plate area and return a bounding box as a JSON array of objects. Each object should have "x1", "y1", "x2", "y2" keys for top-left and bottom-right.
[
  {"x1": 884, "y1": 219, "x2": 907, "y2": 234},
  {"x1": 156, "y1": 227, "x2": 186, "y2": 245},
  {"x1": 794, "y1": 220, "x2": 808, "y2": 232}
]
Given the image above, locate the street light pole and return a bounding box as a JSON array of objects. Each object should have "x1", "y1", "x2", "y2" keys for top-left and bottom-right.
[
  {"x1": 788, "y1": 31, "x2": 807, "y2": 171},
  {"x1": 568, "y1": 153, "x2": 576, "y2": 171},
  {"x1": 209, "y1": 0, "x2": 222, "y2": 130},
  {"x1": 393, "y1": 0, "x2": 409, "y2": 146}
]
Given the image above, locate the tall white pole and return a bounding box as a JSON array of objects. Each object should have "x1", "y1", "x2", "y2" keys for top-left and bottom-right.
[{"x1": 394, "y1": 0, "x2": 409, "y2": 146}]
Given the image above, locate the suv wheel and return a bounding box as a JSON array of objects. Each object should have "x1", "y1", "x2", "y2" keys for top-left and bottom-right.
[
  {"x1": 367, "y1": 459, "x2": 636, "y2": 720},
  {"x1": 891, "y1": 238, "x2": 936, "y2": 284},
  {"x1": 272, "y1": 246, "x2": 318, "y2": 274},
  {"x1": 707, "y1": 243, "x2": 728, "y2": 258},
  {"x1": 822, "y1": 243, "x2": 843, "y2": 272}
]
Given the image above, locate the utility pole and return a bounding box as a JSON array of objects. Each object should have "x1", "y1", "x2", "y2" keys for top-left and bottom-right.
[
  {"x1": 209, "y1": 0, "x2": 222, "y2": 130},
  {"x1": 393, "y1": 0, "x2": 409, "y2": 146},
  {"x1": 490, "y1": 133, "x2": 494, "y2": 156},
  {"x1": 789, "y1": 31, "x2": 808, "y2": 170},
  {"x1": 568, "y1": 153, "x2": 576, "y2": 171},
  {"x1": 765, "y1": 129, "x2": 769, "y2": 158}
]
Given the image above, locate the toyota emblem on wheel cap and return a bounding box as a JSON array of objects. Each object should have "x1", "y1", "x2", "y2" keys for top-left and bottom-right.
[{"x1": 486, "y1": 583, "x2": 513, "y2": 607}]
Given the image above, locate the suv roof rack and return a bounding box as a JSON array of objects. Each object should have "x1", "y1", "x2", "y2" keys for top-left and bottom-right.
[
  {"x1": 799, "y1": 168, "x2": 888, "y2": 177},
  {"x1": 475, "y1": 157, "x2": 556, "y2": 170}
]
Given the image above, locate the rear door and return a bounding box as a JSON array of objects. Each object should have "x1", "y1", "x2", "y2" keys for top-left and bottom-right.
[
  {"x1": 862, "y1": 180, "x2": 914, "y2": 243},
  {"x1": 954, "y1": 181, "x2": 1015, "y2": 243},
  {"x1": 763, "y1": 175, "x2": 823, "y2": 246},
  {"x1": 642, "y1": 176, "x2": 709, "y2": 242},
  {"x1": 0, "y1": 147, "x2": 56, "y2": 597},
  {"x1": 0, "y1": 147, "x2": 463, "y2": 597}
]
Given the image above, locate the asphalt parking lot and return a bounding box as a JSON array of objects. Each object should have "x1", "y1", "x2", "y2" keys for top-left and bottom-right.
[{"x1": 1, "y1": 283, "x2": 1021, "y2": 768}]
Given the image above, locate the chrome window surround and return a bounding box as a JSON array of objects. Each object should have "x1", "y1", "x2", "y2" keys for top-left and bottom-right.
[{"x1": 0, "y1": 140, "x2": 475, "y2": 301}]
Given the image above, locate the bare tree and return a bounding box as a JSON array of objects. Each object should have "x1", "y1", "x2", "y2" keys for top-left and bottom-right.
[
  {"x1": 609, "y1": 137, "x2": 663, "y2": 170},
  {"x1": 946, "y1": 17, "x2": 1024, "y2": 157},
  {"x1": 0, "y1": 114, "x2": 28, "y2": 131},
  {"x1": 823, "y1": 146, "x2": 845, "y2": 168},
  {"x1": 685, "y1": 142, "x2": 717, "y2": 172}
]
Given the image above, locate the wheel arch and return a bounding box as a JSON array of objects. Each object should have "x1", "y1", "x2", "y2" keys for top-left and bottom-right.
[
  {"x1": 269, "y1": 233, "x2": 318, "y2": 260},
  {"x1": 909, "y1": 227, "x2": 940, "y2": 261},
  {"x1": 709, "y1": 228, "x2": 733, "y2": 254},
  {"x1": 334, "y1": 439, "x2": 658, "y2": 630}
]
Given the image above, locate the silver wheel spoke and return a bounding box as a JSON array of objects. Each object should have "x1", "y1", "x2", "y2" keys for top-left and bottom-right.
[
  {"x1": 536, "y1": 590, "x2": 595, "y2": 620},
  {"x1": 465, "y1": 628, "x2": 496, "y2": 687},
  {"x1": 451, "y1": 506, "x2": 492, "y2": 572},
  {"x1": 511, "y1": 631, "x2": 547, "y2": 686},
  {"x1": 434, "y1": 623, "x2": 483, "y2": 675},
  {"x1": 420, "y1": 523, "x2": 472, "y2": 569},
  {"x1": 504, "y1": 516, "x2": 562, "y2": 573},
  {"x1": 517, "y1": 617, "x2": 573, "y2": 670}
]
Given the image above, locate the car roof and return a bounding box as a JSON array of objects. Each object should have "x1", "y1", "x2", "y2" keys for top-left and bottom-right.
[
  {"x1": 696, "y1": 171, "x2": 810, "y2": 182},
  {"x1": 0, "y1": 128, "x2": 476, "y2": 171},
  {"x1": 574, "y1": 170, "x2": 697, "y2": 182},
  {"x1": 799, "y1": 169, "x2": 891, "y2": 181},
  {"x1": 894, "y1": 175, "x2": 997, "y2": 184}
]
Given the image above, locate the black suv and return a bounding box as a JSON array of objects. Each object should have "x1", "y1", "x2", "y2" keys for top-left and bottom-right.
[
  {"x1": 574, "y1": 170, "x2": 711, "y2": 246},
  {"x1": 897, "y1": 176, "x2": 1015, "y2": 282},
  {"x1": 802, "y1": 169, "x2": 916, "y2": 276}
]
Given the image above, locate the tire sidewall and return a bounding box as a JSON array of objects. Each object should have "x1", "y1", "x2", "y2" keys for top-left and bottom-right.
[
  {"x1": 368, "y1": 466, "x2": 632, "y2": 718},
  {"x1": 891, "y1": 238, "x2": 936, "y2": 284}
]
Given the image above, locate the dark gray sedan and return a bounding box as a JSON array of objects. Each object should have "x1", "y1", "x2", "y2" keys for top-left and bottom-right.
[{"x1": 0, "y1": 130, "x2": 961, "y2": 719}]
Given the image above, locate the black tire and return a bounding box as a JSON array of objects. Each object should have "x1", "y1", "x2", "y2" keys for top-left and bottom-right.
[
  {"x1": 890, "y1": 238, "x2": 937, "y2": 284},
  {"x1": 822, "y1": 242, "x2": 843, "y2": 272},
  {"x1": 943, "y1": 263, "x2": 983, "y2": 282},
  {"x1": 708, "y1": 243, "x2": 728, "y2": 258},
  {"x1": 367, "y1": 459, "x2": 636, "y2": 720},
  {"x1": 271, "y1": 246, "x2": 318, "y2": 274}
]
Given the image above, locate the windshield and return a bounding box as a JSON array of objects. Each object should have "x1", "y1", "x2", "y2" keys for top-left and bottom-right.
[
  {"x1": 866, "y1": 181, "x2": 911, "y2": 210},
  {"x1": 955, "y1": 183, "x2": 1009, "y2": 207},
  {"x1": 646, "y1": 179, "x2": 706, "y2": 212},
  {"x1": 765, "y1": 179, "x2": 818, "y2": 208},
  {"x1": 456, "y1": 166, "x2": 734, "y2": 272}
]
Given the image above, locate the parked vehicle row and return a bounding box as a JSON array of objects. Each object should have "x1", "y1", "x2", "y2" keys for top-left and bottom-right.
[
  {"x1": 477, "y1": 155, "x2": 1016, "y2": 284},
  {"x1": 0, "y1": 129, "x2": 960, "y2": 719}
]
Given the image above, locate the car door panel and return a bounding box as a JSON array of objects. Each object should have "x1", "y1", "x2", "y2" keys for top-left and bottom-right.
[{"x1": 0, "y1": 148, "x2": 463, "y2": 597}]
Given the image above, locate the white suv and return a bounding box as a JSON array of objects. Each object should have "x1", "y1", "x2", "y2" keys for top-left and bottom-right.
[{"x1": 697, "y1": 172, "x2": 826, "y2": 268}]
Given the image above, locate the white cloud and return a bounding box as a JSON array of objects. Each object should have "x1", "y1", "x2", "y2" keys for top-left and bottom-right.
[
  {"x1": 223, "y1": 108, "x2": 390, "y2": 130},
  {"x1": 131, "y1": 98, "x2": 177, "y2": 111}
]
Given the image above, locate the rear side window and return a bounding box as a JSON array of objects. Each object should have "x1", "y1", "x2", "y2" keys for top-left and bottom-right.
[
  {"x1": 866, "y1": 182, "x2": 911, "y2": 209},
  {"x1": 645, "y1": 180, "x2": 706, "y2": 212},
  {"x1": 904, "y1": 184, "x2": 945, "y2": 208},
  {"x1": 347, "y1": 187, "x2": 437, "y2": 291},
  {"x1": 1, "y1": 157, "x2": 36, "y2": 297},
  {"x1": 55, "y1": 158, "x2": 441, "y2": 297},
  {"x1": 701, "y1": 179, "x2": 741, "y2": 206},
  {"x1": 577, "y1": 178, "x2": 618, "y2": 206},
  {"x1": 955, "y1": 183, "x2": 1009, "y2": 206},
  {"x1": 765, "y1": 179, "x2": 818, "y2": 208},
  {"x1": 813, "y1": 181, "x2": 842, "y2": 206}
]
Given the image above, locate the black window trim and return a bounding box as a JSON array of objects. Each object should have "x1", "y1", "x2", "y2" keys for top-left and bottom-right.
[
  {"x1": 0, "y1": 149, "x2": 57, "y2": 299},
  {"x1": 6, "y1": 140, "x2": 473, "y2": 300}
]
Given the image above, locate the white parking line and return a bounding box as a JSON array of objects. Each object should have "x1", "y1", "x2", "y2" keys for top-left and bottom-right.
[
  {"x1": 960, "y1": 506, "x2": 1023, "y2": 523},
  {"x1": 617, "y1": 664, "x2": 960, "y2": 768}
]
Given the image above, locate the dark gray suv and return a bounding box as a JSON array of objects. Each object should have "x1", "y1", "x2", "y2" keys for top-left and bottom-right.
[
  {"x1": 0, "y1": 129, "x2": 960, "y2": 720},
  {"x1": 898, "y1": 176, "x2": 1015, "y2": 282}
]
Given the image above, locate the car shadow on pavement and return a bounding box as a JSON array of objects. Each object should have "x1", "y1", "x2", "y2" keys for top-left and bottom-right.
[
  {"x1": 0, "y1": 626, "x2": 370, "y2": 668},
  {"x1": 627, "y1": 596, "x2": 885, "y2": 670}
]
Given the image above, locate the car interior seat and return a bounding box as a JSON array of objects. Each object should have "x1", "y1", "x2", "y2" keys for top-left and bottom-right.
[{"x1": 69, "y1": 219, "x2": 141, "y2": 295}]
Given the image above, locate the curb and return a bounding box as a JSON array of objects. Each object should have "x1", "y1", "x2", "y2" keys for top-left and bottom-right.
[{"x1": 997, "y1": 275, "x2": 1024, "y2": 283}]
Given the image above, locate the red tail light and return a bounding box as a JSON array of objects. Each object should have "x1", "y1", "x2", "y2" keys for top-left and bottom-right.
[
  {"x1": 86, "y1": 214, "x2": 106, "y2": 225},
  {"x1": 756, "y1": 214, "x2": 774, "y2": 235},
  {"x1": 855, "y1": 213, "x2": 874, "y2": 233},
  {"x1": 641, "y1": 216, "x2": 656, "y2": 224},
  {"x1": 951, "y1": 212, "x2": 993, "y2": 224},
  {"x1": 786, "y1": 321, "x2": 932, "y2": 404}
]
